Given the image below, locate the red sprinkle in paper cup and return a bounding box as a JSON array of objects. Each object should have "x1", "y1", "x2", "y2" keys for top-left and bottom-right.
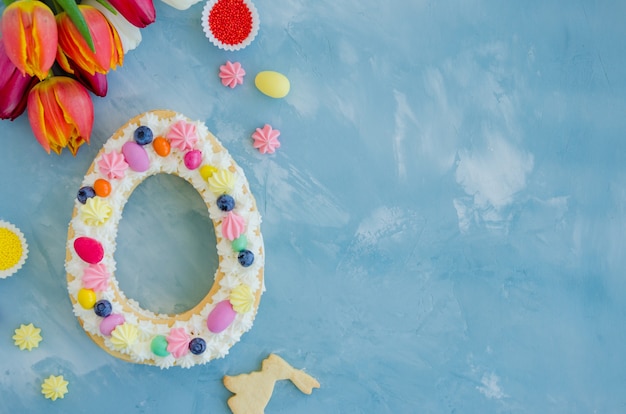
[{"x1": 202, "y1": 0, "x2": 260, "y2": 51}]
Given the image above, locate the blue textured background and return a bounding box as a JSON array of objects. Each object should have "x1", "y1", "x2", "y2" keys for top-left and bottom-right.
[{"x1": 1, "y1": 0, "x2": 625, "y2": 412}]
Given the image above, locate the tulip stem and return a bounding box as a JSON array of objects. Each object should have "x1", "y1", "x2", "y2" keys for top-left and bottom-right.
[
  {"x1": 47, "y1": 0, "x2": 60, "y2": 13},
  {"x1": 94, "y1": 0, "x2": 118, "y2": 15},
  {"x1": 2, "y1": 0, "x2": 15, "y2": 6}
]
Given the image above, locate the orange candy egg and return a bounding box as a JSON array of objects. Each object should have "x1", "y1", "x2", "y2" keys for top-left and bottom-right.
[
  {"x1": 93, "y1": 178, "x2": 111, "y2": 197},
  {"x1": 153, "y1": 137, "x2": 171, "y2": 157}
]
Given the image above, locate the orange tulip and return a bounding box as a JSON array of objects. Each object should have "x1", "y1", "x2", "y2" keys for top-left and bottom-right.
[
  {"x1": 0, "y1": 0, "x2": 58, "y2": 80},
  {"x1": 56, "y1": 5, "x2": 123, "y2": 76},
  {"x1": 27, "y1": 76, "x2": 94, "y2": 156}
]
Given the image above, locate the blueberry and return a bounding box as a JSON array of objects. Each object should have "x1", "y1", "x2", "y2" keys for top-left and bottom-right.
[
  {"x1": 133, "y1": 126, "x2": 153, "y2": 145},
  {"x1": 189, "y1": 337, "x2": 206, "y2": 355},
  {"x1": 216, "y1": 194, "x2": 235, "y2": 211},
  {"x1": 77, "y1": 186, "x2": 96, "y2": 204},
  {"x1": 94, "y1": 300, "x2": 112, "y2": 317},
  {"x1": 237, "y1": 250, "x2": 254, "y2": 267}
]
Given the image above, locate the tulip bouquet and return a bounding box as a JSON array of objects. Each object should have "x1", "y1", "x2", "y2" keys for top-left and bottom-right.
[{"x1": 0, "y1": 0, "x2": 200, "y2": 155}]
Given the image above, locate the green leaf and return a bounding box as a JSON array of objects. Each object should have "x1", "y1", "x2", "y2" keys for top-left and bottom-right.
[
  {"x1": 95, "y1": 0, "x2": 118, "y2": 15},
  {"x1": 56, "y1": 0, "x2": 95, "y2": 52}
]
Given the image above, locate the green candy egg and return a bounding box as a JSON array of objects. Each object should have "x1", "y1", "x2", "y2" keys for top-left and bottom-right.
[
  {"x1": 232, "y1": 234, "x2": 248, "y2": 252},
  {"x1": 151, "y1": 335, "x2": 170, "y2": 357}
]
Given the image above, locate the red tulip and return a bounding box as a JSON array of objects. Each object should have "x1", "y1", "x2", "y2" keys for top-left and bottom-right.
[
  {"x1": 56, "y1": 5, "x2": 123, "y2": 76},
  {"x1": 0, "y1": 39, "x2": 38, "y2": 120},
  {"x1": 107, "y1": 0, "x2": 156, "y2": 28},
  {"x1": 73, "y1": 67, "x2": 108, "y2": 97},
  {"x1": 27, "y1": 76, "x2": 94, "y2": 156},
  {"x1": 65, "y1": 59, "x2": 108, "y2": 97},
  {"x1": 1, "y1": 0, "x2": 58, "y2": 80}
]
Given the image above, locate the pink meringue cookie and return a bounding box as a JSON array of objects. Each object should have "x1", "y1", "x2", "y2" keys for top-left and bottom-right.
[
  {"x1": 219, "y1": 61, "x2": 245, "y2": 88},
  {"x1": 82, "y1": 262, "x2": 110, "y2": 292},
  {"x1": 166, "y1": 120, "x2": 198, "y2": 151},
  {"x1": 97, "y1": 151, "x2": 129, "y2": 179},
  {"x1": 221, "y1": 211, "x2": 245, "y2": 241},
  {"x1": 251, "y1": 124, "x2": 281, "y2": 154},
  {"x1": 166, "y1": 327, "x2": 190, "y2": 358}
]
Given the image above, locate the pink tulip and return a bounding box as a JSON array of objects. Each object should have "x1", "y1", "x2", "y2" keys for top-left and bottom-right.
[
  {"x1": 0, "y1": 39, "x2": 38, "y2": 120},
  {"x1": 107, "y1": 0, "x2": 156, "y2": 28},
  {"x1": 27, "y1": 76, "x2": 94, "y2": 156},
  {"x1": 56, "y1": 5, "x2": 123, "y2": 76},
  {"x1": 1, "y1": 0, "x2": 58, "y2": 80}
]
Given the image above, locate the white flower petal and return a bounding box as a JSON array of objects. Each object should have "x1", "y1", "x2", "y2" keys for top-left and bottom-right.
[{"x1": 160, "y1": 0, "x2": 203, "y2": 10}]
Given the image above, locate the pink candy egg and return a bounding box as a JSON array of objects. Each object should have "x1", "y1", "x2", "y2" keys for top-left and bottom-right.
[
  {"x1": 122, "y1": 141, "x2": 150, "y2": 172},
  {"x1": 74, "y1": 237, "x2": 104, "y2": 264},
  {"x1": 100, "y1": 313, "x2": 125, "y2": 336},
  {"x1": 206, "y1": 300, "x2": 236, "y2": 333},
  {"x1": 184, "y1": 150, "x2": 202, "y2": 170}
]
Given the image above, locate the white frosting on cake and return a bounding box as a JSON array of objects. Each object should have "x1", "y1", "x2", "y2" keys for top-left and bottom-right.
[{"x1": 65, "y1": 111, "x2": 264, "y2": 369}]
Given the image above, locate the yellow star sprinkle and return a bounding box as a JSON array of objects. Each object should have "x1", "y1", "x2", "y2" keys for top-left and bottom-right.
[
  {"x1": 12, "y1": 323, "x2": 42, "y2": 351},
  {"x1": 41, "y1": 375, "x2": 69, "y2": 401}
]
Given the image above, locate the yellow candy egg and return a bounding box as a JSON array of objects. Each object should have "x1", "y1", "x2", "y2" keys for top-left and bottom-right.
[
  {"x1": 77, "y1": 288, "x2": 97, "y2": 309},
  {"x1": 255, "y1": 71, "x2": 290, "y2": 98},
  {"x1": 200, "y1": 164, "x2": 218, "y2": 181}
]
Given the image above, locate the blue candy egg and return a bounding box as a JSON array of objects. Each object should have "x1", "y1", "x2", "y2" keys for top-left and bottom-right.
[
  {"x1": 217, "y1": 194, "x2": 235, "y2": 211},
  {"x1": 189, "y1": 337, "x2": 206, "y2": 355},
  {"x1": 237, "y1": 250, "x2": 254, "y2": 267},
  {"x1": 94, "y1": 300, "x2": 112, "y2": 317},
  {"x1": 134, "y1": 125, "x2": 153, "y2": 145},
  {"x1": 77, "y1": 186, "x2": 96, "y2": 204}
]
